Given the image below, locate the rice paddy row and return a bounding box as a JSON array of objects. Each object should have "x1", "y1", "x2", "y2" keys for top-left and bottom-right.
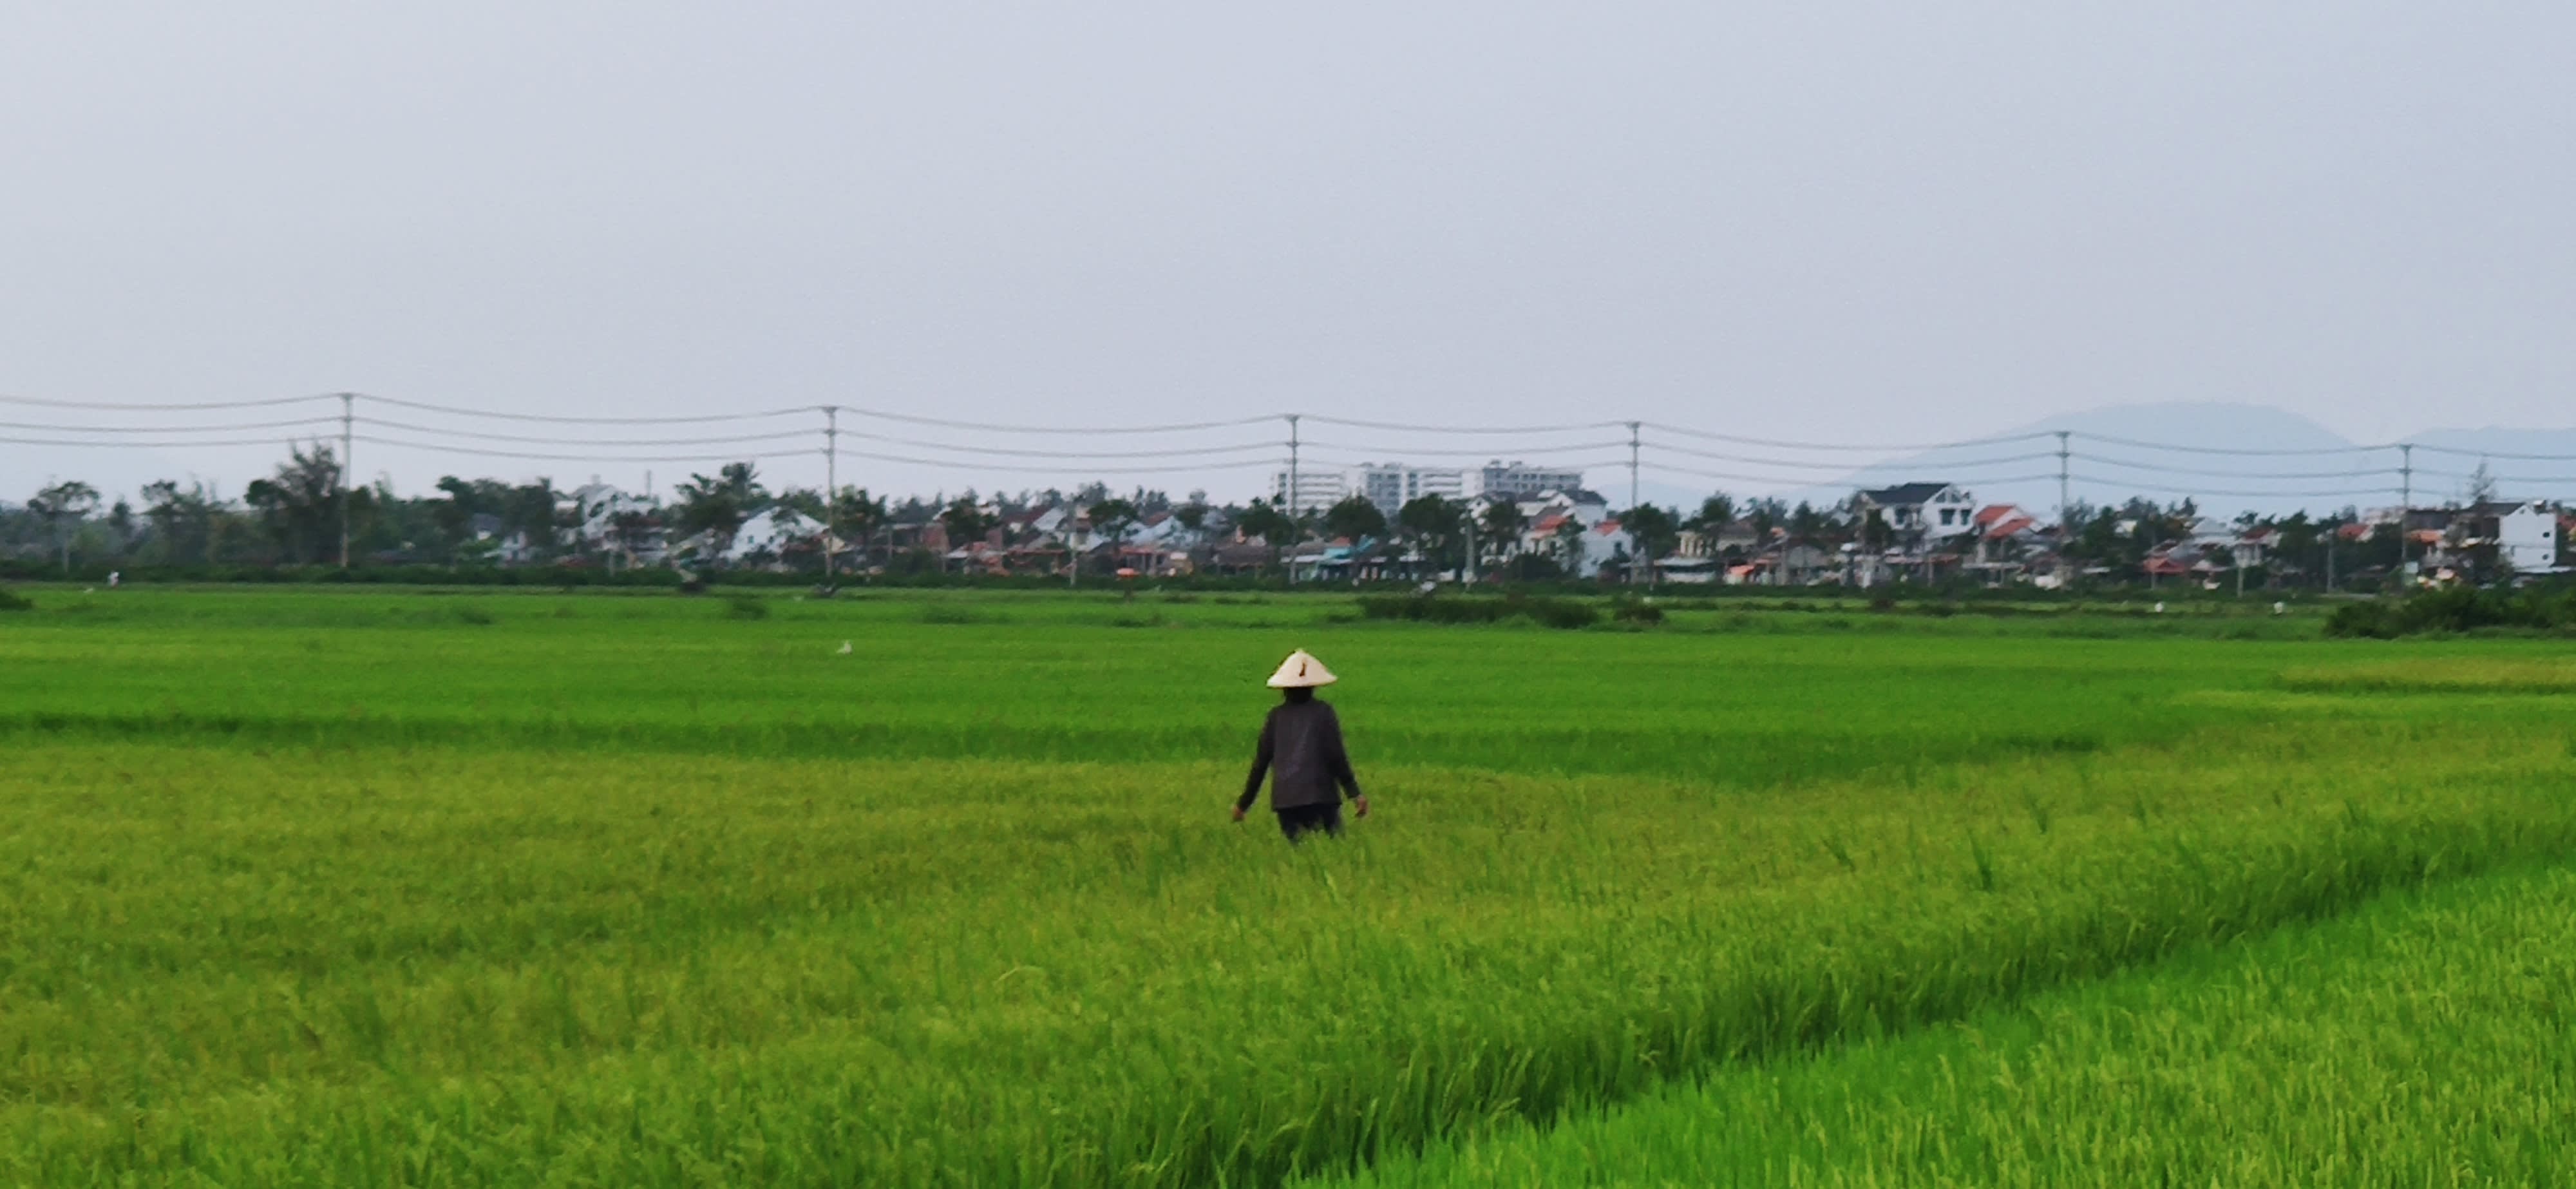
[
  {"x1": 1314, "y1": 859, "x2": 2576, "y2": 1186},
  {"x1": 3, "y1": 587, "x2": 2572, "y2": 1184}
]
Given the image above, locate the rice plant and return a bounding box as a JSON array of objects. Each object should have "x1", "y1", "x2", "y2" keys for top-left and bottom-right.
[
  {"x1": 0, "y1": 587, "x2": 2570, "y2": 1186},
  {"x1": 1318, "y1": 862, "x2": 2576, "y2": 1187}
]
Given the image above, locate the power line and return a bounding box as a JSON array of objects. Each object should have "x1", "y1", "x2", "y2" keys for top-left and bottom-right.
[
  {"x1": 1643, "y1": 422, "x2": 2058, "y2": 452},
  {"x1": 1649, "y1": 442, "x2": 2063, "y2": 471},
  {"x1": 2407, "y1": 442, "x2": 2576, "y2": 461},
  {"x1": 1642, "y1": 461, "x2": 2070, "y2": 490},
  {"x1": 2071, "y1": 453, "x2": 2407, "y2": 480},
  {"x1": 363, "y1": 394, "x2": 814, "y2": 424},
  {"x1": 2409, "y1": 469, "x2": 2576, "y2": 488},
  {"x1": 0, "y1": 391, "x2": 341, "y2": 412},
  {"x1": 834, "y1": 448, "x2": 1280, "y2": 475},
  {"x1": 10, "y1": 385, "x2": 2576, "y2": 506},
  {"x1": 355, "y1": 435, "x2": 1276, "y2": 475},
  {"x1": 840, "y1": 430, "x2": 1289, "y2": 460},
  {"x1": 2072, "y1": 432, "x2": 2391, "y2": 457},
  {"x1": 1299, "y1": 438, "x2": 1634, "y2": 457},
  {"x1": 365, "y1": 419, "x2": 821, "y2": 447},
  {"x1": 839, "y1": 406, "x2": 1280, "y2": 435},
  {"x1": 0, "y1": 415, "x2": 344, "y2": 435},
  {"x1": 0, "y1": 433, "x2": 343, "y2": 449},
  {"x1": 1302, "y1": 455, "x2": 1632, "y2": 472},
  {"x1": 2103, "y1": 477, "x2": 2405, "y2": 499},
  {"x1": 354, "y1": 436, "x2": 825, "y2": 464},
  {"x1": 1302, "y1": 414, "x2": 1626, "y2": 435}
]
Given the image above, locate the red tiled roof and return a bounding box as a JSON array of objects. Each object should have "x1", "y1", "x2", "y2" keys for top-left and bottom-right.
[{"x1": 1973, "y1": 504, "x2": 2023, "y2": 527}]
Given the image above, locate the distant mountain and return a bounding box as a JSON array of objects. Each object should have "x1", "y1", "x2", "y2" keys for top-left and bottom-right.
[
  {"x1": 1741, "y1": 401, "x2": 2545, "y2": 517},
  {"x1": 1542, "y1": 403, "x2": 2576, "y2": 518}
]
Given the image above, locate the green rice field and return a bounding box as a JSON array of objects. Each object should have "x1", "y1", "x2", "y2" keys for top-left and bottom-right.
[{"x1": 3, "y1": 585, "x2": 2573, "y2": 1186}]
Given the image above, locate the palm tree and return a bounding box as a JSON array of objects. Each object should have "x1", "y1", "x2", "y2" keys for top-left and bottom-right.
[
  {"x1": 140, "y1": 480, "x2": 225, "y2": 566},
  {"x1": 1088, "y1": 497, "x2": 1141, "y2": 564},
  {"x1": 29, "y1": 480, "x2": 100, "y2": 574},
  {"x1": 1553, "y1": 514, "x2": 1587, "y2": 575},
  {"x1": 1397, "y1": 495, "x2": 1464, "y2": 576},
  {"x1": 673, "y1": 462, "x2": 768, "y2": 564},
  {"x1": 609, "y1": 509, "x2": 662, "y2": 569},
  {"x1": 829, "y1": 486, "x2": 887, "y2": 572},
  {"x1": 506, "y1": 479, "x2": 566, "y2": 562},
  {"x1": 1620, "y1": 503, "x2": 1678, "y2": 583},
  {"x1": 939, "y1": 497, "x2": 997, "y2": 550},
  {"x1": 243, "y1": 442, "x2": 360, "y2": 564},
  {"x1": 1323, "y1": 495, "x2": 1386, "y2": 544},
  {"x1": 1233, "y1": 499, "x2": 1298, "y2": 578},
  {"x1": 1690, "y1": 494, "x2": 1736, "y2": 534},
  {"x1": 1480, "y1": 499, "x2": 1527, "y2": 571}
]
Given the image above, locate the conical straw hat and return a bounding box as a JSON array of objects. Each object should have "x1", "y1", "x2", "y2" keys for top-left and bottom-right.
[{"x1": 1265, "y1": 649, "x2": 1338, "y2": 688}]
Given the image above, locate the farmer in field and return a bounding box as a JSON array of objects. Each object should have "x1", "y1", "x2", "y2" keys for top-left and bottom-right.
[{"x1": 1234, "y1": 649, "x2": 1369, "y2": 841}]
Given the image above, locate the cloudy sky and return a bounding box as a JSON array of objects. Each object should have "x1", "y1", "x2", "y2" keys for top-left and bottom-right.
[{"x1": 3, "y1": 1, "x2": 2569, "y2": 504}]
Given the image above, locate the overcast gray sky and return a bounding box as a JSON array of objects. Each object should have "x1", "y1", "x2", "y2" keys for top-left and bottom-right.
[{"x1": 4, "y1": 1, "x2": 2570, "y2": 504}]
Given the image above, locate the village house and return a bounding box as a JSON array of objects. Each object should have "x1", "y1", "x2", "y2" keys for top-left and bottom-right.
[
  {"x1": 2449, "y1": 499, "x2": 2560, "y2": 574},
  {"x1": 567, "y1": 482, "x2": 665, "y2": 566},
  {"x1": 1727, "y1": 538, "x2": 1831, "y2": 586},
  {"x1": 1579, "y1": 519, "x2": 1637, "y2": 580},
  {"x1": 1656, "y1": 528, "x2": 1723, "y2": 584},
  {"x1": 1855, "y1": 482, "x2": 1977, "y2": 544},
  {"x1": 720, "y1": 507, "x2": 824, "y2": 569},
  {"x1": 1965, "y1": 504, "x2": 2045, "y2": 580}
]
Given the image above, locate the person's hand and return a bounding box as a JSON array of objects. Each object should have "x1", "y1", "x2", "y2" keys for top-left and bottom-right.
[
  {"x1": 1352, "y1": 795, "x2": 1370, "y2": 819},
  {"x1": 1231, "y1": 804, "x2": 1245, "y2": 823}
]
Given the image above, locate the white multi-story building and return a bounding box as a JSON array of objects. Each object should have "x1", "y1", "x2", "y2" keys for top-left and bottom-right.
[
  {"x1": 567, "y1": 480, "x2": 661, "y2": 556},
  {"x1": 2459, "y1": 499, "x2": 2561, "y2": 573},
  {"x1": 1471, "y1": 460, "x2": 1585, "y2": 500},
  {"x1": 1354, "y1": 463, "x2": 1468, "y2": 518},
  {"x1": 1271, "y1": 468, "x2": 1350, "y2": 515}
]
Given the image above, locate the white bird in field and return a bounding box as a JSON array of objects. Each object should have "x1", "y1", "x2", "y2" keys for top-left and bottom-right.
[{"x1": 837, "y1": 640, "x2": 853, "y2": 654}]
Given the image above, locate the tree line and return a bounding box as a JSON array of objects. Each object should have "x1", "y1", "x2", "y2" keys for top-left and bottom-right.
[{"x1": 5, "y1": 440, "x2": 2544, "y2": 589}]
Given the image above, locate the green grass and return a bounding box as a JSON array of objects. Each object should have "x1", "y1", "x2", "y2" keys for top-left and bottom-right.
[
  {"x1": 1312, "y1": 861, "x2": 2576, "y2": 1186},
  {"x1": 0, "y1": 586, "x2": 2421, "y2": 787},
  {"x1": 1, "y1": 586, "x2": 2571, "y2": 1185}
]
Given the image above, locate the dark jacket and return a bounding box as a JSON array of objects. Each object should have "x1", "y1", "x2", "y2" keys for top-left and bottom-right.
[{"x1": 1239, "y1": 699, "x2": 1361, "y2": 812}]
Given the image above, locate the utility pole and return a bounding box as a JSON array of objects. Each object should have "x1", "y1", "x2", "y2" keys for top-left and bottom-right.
[
  {"x1": 822, "y1": 406, "x2": 839, "y2": 581},
  {"x1": 338, "y1": 392, "x2": 354, "y2": 568},
  {"x1": 1285, "y1": 413, "x2": 1302, "y2": 585},
  {"x1": 2398, "y1": 442, "x2": 2414, "y2": 576},
  {"x1": 1625, "y1": 421, "x2": 1643, "y2": 585},
  {"x1": 1625, "y1": 421, "x2": 1640, "y2": 510},
  {"x1": 2055, "y1": 431, "x2": 2071, "y2": 525}
]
